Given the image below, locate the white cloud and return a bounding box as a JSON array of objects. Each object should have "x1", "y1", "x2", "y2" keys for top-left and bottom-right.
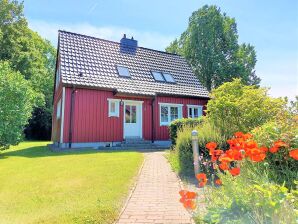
[{"x1": 28, "y1": 20, "x2": 175, "y2": 51}]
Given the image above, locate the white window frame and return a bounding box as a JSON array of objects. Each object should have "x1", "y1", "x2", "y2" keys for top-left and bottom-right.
[
  {"x1": 159, "y1": 103, "x2": 183, "y2": 126},
  {"x1": 108, "y1": 99, "x2": 120, "y2": 117},
  {"x1": 56, "y1": 99, "x2": 62, "y2": 119},
  {"x1": 55, "y1": 66, "x2": 61, "y2": 89},
  {"x1": 116, "y1": 65, "x2": 130, "y2": 77},
  {"x1": 187, "y1": 105, "x2": 203, "y2": 118},
  {"x1": 151, "y1": 71, "x2": 165, "y2": 82}
]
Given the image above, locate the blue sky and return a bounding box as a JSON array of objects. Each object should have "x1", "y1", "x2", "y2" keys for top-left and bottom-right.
[{"x1": 24, "y1": 0, "x2": 298, "y2": 100}]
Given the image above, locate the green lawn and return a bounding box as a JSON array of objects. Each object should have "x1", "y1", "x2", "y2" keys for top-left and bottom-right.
[{"x1": 0, "y1": 142, "x2": 143, "y2": 224}]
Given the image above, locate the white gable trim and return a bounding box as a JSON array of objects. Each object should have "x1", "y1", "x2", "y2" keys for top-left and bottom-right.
[{"x1": 60, "y1": 87, "x2": 65, "y2": 143}]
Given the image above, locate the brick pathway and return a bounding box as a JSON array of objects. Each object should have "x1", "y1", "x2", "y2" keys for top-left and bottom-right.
[{"x1": 117, "y1": 151, "x2": 194, "y2": 224}]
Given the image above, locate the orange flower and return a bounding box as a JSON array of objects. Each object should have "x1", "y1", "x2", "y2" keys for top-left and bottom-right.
[
  {"x1": 225, "y1": 149, "x2": 244, "y2": 161},
  {"x1": 234, "y1": 132, "x2": 244, "y2": 138},
  {"x1": 206, "y1": 142, "x2": 217, "y2": 151},
  {"x1": 215, "y1": 179, "x2": 222, "y2": 185},
  {"x1": 245, "y1": 140, "x2": 258, "y2": 149},
  {"x1": 185, "y1": 191, "x2": 197, "y2": 199},
  {"x1": 183, "y1": 199, "x2": 197, "y2": 210},
  {"x1": 179, "y1": 190, "x2": 188, "y2": 197},
  {"x1": 250, "y1": 153, "x2": 266, "y2": 162},
  {"x1": 246, "y1": 147, "x2": 266, "y2": 162},
  {"x1": 210, "y1": 149, "x2": 223, "y2": 162},
  {"x1": 274, "y1": 140, "x2": 288, "y2": 148},
  {"x1": 196, "y1": 173, "x2": 207, "y2": 187},
  {"x1": 219, "y1": 162, "x2": 229, "y2": 170},
  {"x1": 227, "y1": 139, "x2": 242, "y2": 150},
  {"x1": 289, "y1": 149, "x2": 298, "y2": 160},
  {"x1": 242, "y1": 133, "x2": 253, "y2": 140},
  {"x1": 219, "y1": 154, "x2": 234, "y2": 163},
  {"x1": 229, "y1": 167, "x2": 240, "y2": 176},
  {"x1": 269, "y1": 146, "x2": 279, "y2": 153},
  {"x1": 179, "y1": 190, "x2": 197, "y2": 210},
  {"x1": 259, "y1": 146, "x2": 268, "y2": 153}
]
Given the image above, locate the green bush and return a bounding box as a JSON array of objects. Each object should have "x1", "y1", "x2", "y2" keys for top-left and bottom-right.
[
  {"x1": 169, "y1": 117, "x2": 203, "y2": 146},
  {"x1": 207, "y1": 79, "x2": 286, "y2": 137},
  {"x1": 252, "y1": 114, "x2": 298, "y2": 189},
  {"x1": 199, "y1": 161, "x2": 298, "y2": 224},
  {"x1": 173, "y1": 119, "x2": 227, "y2": 176}
]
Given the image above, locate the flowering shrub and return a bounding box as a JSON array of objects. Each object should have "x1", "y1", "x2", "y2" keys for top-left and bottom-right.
[
  {"x1": 168, "y1": 120, "x2": 227, "y2": 176},
  {"x1": 252, "y1": 115, "x2": 298, "y2": 188},
  {"x1": 179, "y1": 132, "x2": 298, "y2": 223}
]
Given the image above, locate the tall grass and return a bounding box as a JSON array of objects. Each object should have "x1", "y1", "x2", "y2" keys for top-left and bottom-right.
[{"x1": 168, "y1": 119, "x2": 228, "y2": 176}]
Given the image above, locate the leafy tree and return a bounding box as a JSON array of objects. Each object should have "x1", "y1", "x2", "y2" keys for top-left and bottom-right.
[
  {"x1": 206, "y1": 79, "x2": 286, "y2": 137},
  {"x1": 166, "y1": 5, "x2": 260, "y2": 91},
  {"x1": 0, "y1": 0, "x2": 56, "y2": 140},
  {"x1": 0, "y1": 61, "x2": 36, "y2": 149}
]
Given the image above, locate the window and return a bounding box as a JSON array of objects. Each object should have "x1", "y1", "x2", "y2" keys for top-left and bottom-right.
[
  {"x1": 117, "y1": 65, "x2": 130, "y2": 77},
  {"x1": 56, "y1": 99, "x2": 62, "y2": 119},
  {"x1": 108, "y1": 99, "x2": 120, "y2": 117},
  {"x1": 159, "y1": 103, "x2": 183, "y2": 126},
  {"x1": 55, "y1": 66, "x2": 61, "y2": 89},
  {"x1": 187, "y1": 105, "x2": 203, "y2": 118},
  {"x1": 163, "y1": 73, "x2": 175, "y2": 83},
  {"x1": 152, "y1": 71, "x2": 165, "y2": 81},
  {"x1": 125, "y1": 105, "x2": 137, "y2": 123}
]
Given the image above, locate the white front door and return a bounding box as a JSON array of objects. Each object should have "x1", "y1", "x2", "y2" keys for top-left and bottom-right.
[{"x1": 124, "y1": 101, "x2": 142, "y2": 138}]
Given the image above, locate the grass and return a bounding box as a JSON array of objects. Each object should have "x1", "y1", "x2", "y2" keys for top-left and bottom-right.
[
  {"x1": 0, "y1": 141, "x2": 143, "y2": 224},
  {"x1": 165, "y1": 149, "x2": 181, "y2": 173}
]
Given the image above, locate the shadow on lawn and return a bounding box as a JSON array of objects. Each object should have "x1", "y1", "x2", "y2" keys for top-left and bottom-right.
[{"x1": 0, "y1": 144, "x2": 167, "y2": 159}]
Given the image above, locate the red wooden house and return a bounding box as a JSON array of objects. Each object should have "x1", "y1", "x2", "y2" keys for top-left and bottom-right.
[{"x1": 52, "y1": 31, "x2": 209, "y2": 148}]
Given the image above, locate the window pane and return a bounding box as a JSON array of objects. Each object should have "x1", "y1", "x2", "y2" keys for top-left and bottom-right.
[
  {"x1": 170, "y1": 107, "x2": 178, "y2": 121},
  {"x1": 161, "y1": 106, "x2": 168, "y2": 122},
  {"x1": 117, "y1": 66, "x2": 130, "y2": 77},
  {"x1": 57, "y1": 100, "x2": 61, "y2": 118},
  {"x1": 152, "y1": 71, "x2": 165, "y2": 81},
  {"x1": 189, "y1": 108, "x2": 192, "y2": 118},
  {"x1": 194, "y1": 108, "x2": 198, "y2": 118},
  {"x1": 131, "y1": 106, "x2": 137, "y2": 123},
  {"x1": 163, "y1": 73, "x2": 175, "y2": 83},
  {"x1": 110, "y1": 102, "x2": 116, "y2": 113},
  {"x1": 198, "y1": 107, "x2": 203, "y2": 117},
  {"x1": 125, "y1": 105, "x2": 130, "y2": 123}
]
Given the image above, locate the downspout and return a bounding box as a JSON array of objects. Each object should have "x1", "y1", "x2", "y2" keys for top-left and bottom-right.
[
  {"x1": 151, "y1": 96, "x2": 156, "y2": 143},
  {"x1": 68, "y1": 86, "x2": 76, "y2": 148}
]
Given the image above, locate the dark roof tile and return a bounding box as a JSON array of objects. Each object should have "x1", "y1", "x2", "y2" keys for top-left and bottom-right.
[{"x1": 58, "y1": 30, "x2": 209, "y2": 98}]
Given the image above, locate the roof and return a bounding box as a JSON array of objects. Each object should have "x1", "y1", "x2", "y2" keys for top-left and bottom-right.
[{"x1": 58, "y1": 30, "x2": 209, "y2": 98}]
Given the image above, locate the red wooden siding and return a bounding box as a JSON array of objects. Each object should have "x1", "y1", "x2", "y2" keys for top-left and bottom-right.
[
  {"x1": 154, "y1": 96, "x2": 208, "y2": 140},
  {"x1": 62, "y1": 88, "x2": 153, "y2": 143},
  {"x1": 57, "y1": 87, "x2": 208, "y2": 143}
]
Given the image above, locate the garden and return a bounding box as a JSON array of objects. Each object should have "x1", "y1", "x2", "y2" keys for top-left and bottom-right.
[
  {"x1": 0, "y1": 142, "x2": 143, "y2": 223},
  {"x1": 168, "y1": 79, "x2": 298, "y2": 223}
]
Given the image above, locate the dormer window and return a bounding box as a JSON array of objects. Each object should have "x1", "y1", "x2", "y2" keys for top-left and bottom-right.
[
  {"x1": 163, "y1": 73, "x2": 175, "y2": 83},
  {"x1": 117, "y1": 65, "x2": 130, "y2": 77},
  {"x1": 152, "y1": 71, "x2": 165, "y2": 81}
]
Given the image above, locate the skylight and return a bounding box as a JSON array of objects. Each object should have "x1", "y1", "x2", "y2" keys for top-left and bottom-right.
[
  {"x1": 117, "y1": 65, "x2": 130, "y2": 77},
  {"x1": 163, "y1": 73, "x2": 175, "y2": 83},
  {"x1": 152, "y1": 71, "x2": 165, "y2": 81}
]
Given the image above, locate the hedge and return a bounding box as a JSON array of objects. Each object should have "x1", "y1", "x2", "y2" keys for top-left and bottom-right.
[{"x1": 169, "y1": 117, "x2": 203, "y2": 146}]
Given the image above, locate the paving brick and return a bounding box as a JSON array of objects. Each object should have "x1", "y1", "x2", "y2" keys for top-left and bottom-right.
[{"x1": 117, "y1": 151, "x2": 194, "y2": 224}]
